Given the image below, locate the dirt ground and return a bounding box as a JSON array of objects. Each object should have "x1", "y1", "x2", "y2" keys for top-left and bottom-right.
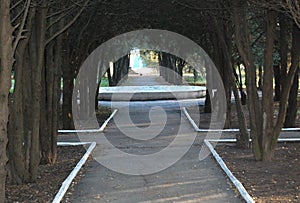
[
  {"x1": 5, "y1": 146, "x2": 86, "y2": 203},
  {"x1": 216, "y1": 142, "x2": 300, "y2": 203},
  {"x1": 5, "y1": 101, "x2": 299, "y2": 202},
  {"x1": 187, "y1": 100, "x2": 300, "y2": 202},
  {"x1": 5, "y1": 107, "x2": 111, "y2": 202}
]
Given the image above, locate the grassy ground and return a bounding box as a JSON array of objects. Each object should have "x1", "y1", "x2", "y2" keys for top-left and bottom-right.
[{"x1": 100, "y1": 77, "x2": 109, "y2": 87}]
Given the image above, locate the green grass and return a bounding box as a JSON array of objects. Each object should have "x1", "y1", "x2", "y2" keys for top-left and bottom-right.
[
  {"x1": 184, "y1": 76, "x2": 206, "y2": 85},
  {"x1": 100, "y1": 77, "x2": 109, "y2": 87},
  {"x1": 10, "y1": 79, "x2": 14, "y2": 93}
]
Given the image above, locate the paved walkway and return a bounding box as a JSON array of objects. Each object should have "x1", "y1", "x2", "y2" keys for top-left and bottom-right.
[
  {"x1": 66, "y1": 75, "x2": 242, "y2": 203},
  {"x1": 119, "y1": 75, "x2": 170, "y2": 86}
]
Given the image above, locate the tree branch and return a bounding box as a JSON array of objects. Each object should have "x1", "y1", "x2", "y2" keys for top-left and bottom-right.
[
  {"x1": 46, "y1": 4, "x2": 76, "y2": 19},
  {"x1": 45, "y1": 0, "x2": 90, "y2": 46},
  {"x1": 46, "y1": 7, "x2": 73, "y2": 30},
  {"x1": 10, "y1": 0, "x2": 23, "y2": 10},
  {"x1": 12, "y1": 0, "x2": 31, "y2": 53},
  {"x1": 11, "y1": 4, "x2": 25, "y2": 23}
]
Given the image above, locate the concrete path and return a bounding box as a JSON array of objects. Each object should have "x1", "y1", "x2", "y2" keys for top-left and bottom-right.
[
  {"x1": 120, "y1": 75, "x2": 170, "y2": 86},
  {"x1": 66, "y1": 75, "x2": 242, "y2": 203}
]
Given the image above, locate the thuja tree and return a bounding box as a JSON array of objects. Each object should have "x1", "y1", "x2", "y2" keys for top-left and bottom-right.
[
  {"x1": 0, "y1": 0, "x2": 14, "y2": 199},
  {"x1": 7, "y1": 0, "x2": 90, "y2": 183},
  {"x1": 233, "y1": 0, "x2": 300, "y2": 161}
]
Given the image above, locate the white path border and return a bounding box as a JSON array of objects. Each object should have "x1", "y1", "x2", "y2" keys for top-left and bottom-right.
[
  {"x1": 182, "y1": 107, "x2": 300, "y2": 132},
  {"x1": 58, "y1": 109, "x2": 118, "y2": 133},
  {"x1": 205, "y1": 138, "x2": 300, "y2": 203},
  {"x1": 52, "y1": 141, "x2": 96, "y2": 203},
  {"x1": 183, "y1": 106, "x2": 300, "y2": 202},
  {"x1": 204, "y1": 140, "x2": 255, "y2": 203}
]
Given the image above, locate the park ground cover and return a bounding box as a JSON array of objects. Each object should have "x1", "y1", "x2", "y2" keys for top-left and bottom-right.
[
  {"x1": 5, "y1": 107, "x2": 111, "y2": 202},
  {"x1": 187, "y1": 100, "x2": 300, "y2": 202}
]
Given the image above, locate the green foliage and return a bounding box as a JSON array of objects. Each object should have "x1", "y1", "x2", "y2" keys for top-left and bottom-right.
[
  {"x1": 10, "y1": 79, "x2": 14, "y2": 93},
  {"x1": 100, "y1": 77, "x2": 109, "y2": 87},
  {"x1": 184, "y1": 76, "x2": 206, "y2": 85},
  {"x1": 139, "y1": 50, "x2": 159, "y2": 67}
]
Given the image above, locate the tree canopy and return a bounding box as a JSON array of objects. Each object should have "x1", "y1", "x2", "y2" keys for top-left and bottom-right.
[{"x1": 0, "y1": 0, "x2": 299, "y2": 201}]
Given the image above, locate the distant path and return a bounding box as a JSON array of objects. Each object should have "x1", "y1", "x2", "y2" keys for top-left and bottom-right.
[
  {"x1": 67, "y1": 75, "x2": 242, "y2": 203},
  {"x1": 120, "y1": 75, "x2": 170, "y2": 86}
]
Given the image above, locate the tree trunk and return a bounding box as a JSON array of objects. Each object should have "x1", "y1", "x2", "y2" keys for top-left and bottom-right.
[
  {"x1": 233, "y1": 2, "x2": 262, "y2": 160},
  {"x1": 284, "y1": 67, "x2": 299, "y2": 127},
  {"x1": 62, "y1": 33, "x2": 75, "y2": 129},
  {"x1": 8, "y1": 37, "x2": 29, "y2": 184},
  {"x1": 273, "y1": 65, "x2": 281, "y2": 101},
  {"x1": 279, "y1": 14, "x2": 289, "y2": 96},
  {"x1": 268, "y1": 24, "x2": 299, "y2": 160},
  {"x1": 62, "y1": 61, "x2": 75, "y2": 129},
  {"x1": 0, "y1": 0, "x2": 13, "y2": 199},
  {"x1": 193, "y1": 69, "x2": 198, "y2": 83},
  {"x1": 40, "y1": 21, "x2": 60, "y2": 164},
  {"x1": 214, "y1": 17, "x2": 249, "y2": 148},
  {"x1": 261, "y1": 11, "x2": 277, "y2": 161},
  {"x1": 29, "y1": 3, "x2": 48, "y2": 180},
  {"x1": 204, "y1": 57, "x2": 212, "y2": 113},
  {"x1": 7, "y1": 5, "x2": 35, "y2": 184}
]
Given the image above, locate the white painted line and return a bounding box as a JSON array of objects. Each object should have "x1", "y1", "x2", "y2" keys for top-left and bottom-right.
[
  {"x1": 182, "y1": 107, "x2": 199, "y2": 131},
  {"x1": 205, "y1": 137, "x2": 300, "y2": 202},
  {"x1": 204, "y1": 140, "x2": 255, "y2": 203},
  {"x1": 99, "y1": 109, "x2": 117, "y2": 131},
  {"x1": 198, "y1": 127, "x2": 299, "y2": 133},
  {"x1": 206, "y1": 138, "x2": 300, "y2": 143},
  {"x1": 57, "y1": 142, "x2": 92, "y2": 146},
  {"x1": 58, "y1": 109, "x2": 118, "y2": 133},
  {"x1": 52, "y1": 142, "x2": 96, "y2": 203},
  {"x1": 278, "y1": 138, "x2": 300, "y2": 142},
  {"x1": 58, "y1": 129, "x2": 101, "y2": 133},
  {"x1": 197, "y1": 128, "x2": 241, "y2": 132},
  {"x1": 183, "y1": 107, "x2": 300, "y2": 132},
  {"x1": 206, "y1": 139, "x2": 237, "y2": 143},
  {"x1": 281, "y1": 128, "x2": 300, "y2": 131}
]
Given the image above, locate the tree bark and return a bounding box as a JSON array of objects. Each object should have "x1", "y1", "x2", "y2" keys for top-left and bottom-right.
[
  {"x1": 62, "y1": 51, "x2": 75, "y2": 129},
  {"x1": 284, "y1": 67, "x2": 299, "y2": 127},
  {"x1": 29, "y1": 2, "x2": 48, "y2": 180},
  {"x1": 273, "y1": 65, "x2": 281, "y2": 101},
  {"x1": 214, "y1": 17, "x2": 249, "y2": 148},
  {"x1": 7, "y1": 4, "x2": 35, "y2": 184},
  {"x1": 271, "y1": 24, "x2": 300, "y2": 156},
  {"x1": 233, "y1": 1, "x2": 262, "y2": 159},
  {"x1": 8, "y1": 36, "x2": 29, "y2": 184},
  {"x1": 0, "y1": 0, "x2": 13, "y2": 199},
  {"x1": 234, "y1": 4, "x2": 299, "y2": 161},
  {"x1": 261, "y1": 10, "x2": 277, "y2": 161},
  {"x1": 277, "y1": 14, "x2": 290, "y2": 101}
]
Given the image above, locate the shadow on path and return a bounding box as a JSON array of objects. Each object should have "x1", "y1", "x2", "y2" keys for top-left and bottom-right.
[{"x1": 66, "y1": 76, "x2": 242, "y2": 203}]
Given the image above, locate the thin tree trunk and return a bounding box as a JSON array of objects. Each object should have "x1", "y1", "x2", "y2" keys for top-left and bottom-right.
[
  {"x1": 214, "y1": 17, "x2": 249, "y2": 148},
  {"x1": 261, "y1": 11, "x2": 277, "y2": 161},
  {"x1": 274, "y1": 65, "x2": 281, "y2": 101},
  {"x1": 7, "y1": 5, "x2": 35, "y2": 184},
  {"x1": 29, "y1": 3, "x2": 48, "y2": 180},
  {"x1": 62, "y1": 59, "x2": 75, "y2": 129},
  {"x1": 284, "y1": 67, "x2": 299, "y2": 127},
  {"x1": 233, "y1": 1, "x2": 262, "y2": 159},
  {"x1": 279, "y1": 14, "x2": 289, "y2": 95},
  {"x1": 272, "y1": 24, "x2": 300, "y2": 154},
  {"x1": 204, "y1": 57, "x2": 212, "y2": 113},
  {"x1": 0, "y1": 0, "x2": 13, "y2": 199},
  {"x1": 8, "y1": 38, "x2": 28, "y2": 184},
  {"x1": 50, "y1": 21, "x2": 64, "y2": 162}
]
